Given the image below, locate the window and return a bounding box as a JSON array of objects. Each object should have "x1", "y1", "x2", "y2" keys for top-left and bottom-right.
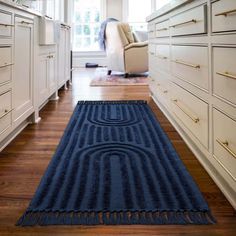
[
  {"x1": 156, "y1": 0, "x2": 171, "y2": 10},
  {"x1": 124, "y1": 0, "x2": 153, "y2": 31},
  {"x1": 73, "y1": 0, "x2": 104, "y2": 52}
]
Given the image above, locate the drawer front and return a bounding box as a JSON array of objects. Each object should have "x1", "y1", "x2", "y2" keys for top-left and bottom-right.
[
  {"x1": 148, "y1": 23, "x2": 155, "y2": 39},
  {"x1": 155, "y1": 44, "x2": 170, "y2": 72},
  {"x1": 171, "y1": 83, "x2": 209, "y2": 148},
  {"x1": 148, "y1": 44, "x2": 155, "y2": 55},
  {"x1": 212, "y1": 0, "x2": 236, "y2": 33},
  {"x1": 213, "y1": 47, "x2": 236, "y2": 105},
  {"x1": 0, "y1": 10, "x2": 13, "y2": 37},
  {"x1": 0, "y1": 46, "x2": 12, "y2": 66},
  {"x1": 0, "y1": 90, "x2": 12, "y2": 135},
  {"x1": 170, "y1": 5, "x2": 207, "y2": 36},
  {"x1": 171, "y1": 45, "x2": 208, "y2": 90},
  {"x1": 213, "y1": 109, "x2": 236, "y2": 181},
  {"x1": 155, "y1": 19, "x2": 170, "y2": 37},
  {"x1": 0, "y1": 46, "x2": 13, "y2": 85}
]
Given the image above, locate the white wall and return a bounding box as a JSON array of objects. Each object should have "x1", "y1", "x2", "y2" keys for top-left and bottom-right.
[{"x1": 106, "y1": 0, "x2": 123, "y2": 21}]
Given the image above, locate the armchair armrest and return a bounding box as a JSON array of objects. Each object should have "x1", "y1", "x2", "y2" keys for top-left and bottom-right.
[{"x1": 124, "y1": 41, "x2": 148, "y2": 51}]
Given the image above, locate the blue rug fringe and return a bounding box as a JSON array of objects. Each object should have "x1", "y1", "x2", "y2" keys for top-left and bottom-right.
[
  {"x1": 16, "y1": 210, "x2": 216, "y2": 226},
  {"x1": 77, "y1": 100, "x2": 147, "y2": 105}
]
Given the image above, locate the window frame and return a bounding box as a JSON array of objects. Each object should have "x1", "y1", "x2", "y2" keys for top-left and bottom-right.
[{"x1": 72, "y1": 0, "x2": 107, "y2": 53}]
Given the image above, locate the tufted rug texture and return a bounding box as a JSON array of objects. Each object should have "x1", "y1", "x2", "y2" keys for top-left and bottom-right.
[{"x1": 17, "y1": 101, "x2": 215, "y2": 226}]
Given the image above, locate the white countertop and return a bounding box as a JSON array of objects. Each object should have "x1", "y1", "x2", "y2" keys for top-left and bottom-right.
[
  {"x1": 146, "y1": 0, "x2": 193, "y2": 22},
  {"x1": 0, "y1": 0, "x2": 43, "y2": 16},
  {"x1": 0, "y1": 0, "x2": 71, "y2": 26}
]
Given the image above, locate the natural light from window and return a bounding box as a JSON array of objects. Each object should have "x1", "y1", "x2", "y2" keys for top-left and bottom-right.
[
  {"x1": 73, "y1": 0, "x2": 102, "y2": 52},
  {"x1": 156, "y1": 0, "x2": 171, "y2": 10},
  {"x1": 127, "y1": 0, "x2": 152, "y2": 31}
]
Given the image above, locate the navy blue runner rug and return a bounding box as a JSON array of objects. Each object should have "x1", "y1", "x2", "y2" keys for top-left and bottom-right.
[{"x1": 17, "y1": 101, "x2": 215, "y2": 226}]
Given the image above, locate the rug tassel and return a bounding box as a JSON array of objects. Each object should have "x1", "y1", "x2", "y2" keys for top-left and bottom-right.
[{"x1": 16, "y1": 210, "x2": 216, "y2": 226}]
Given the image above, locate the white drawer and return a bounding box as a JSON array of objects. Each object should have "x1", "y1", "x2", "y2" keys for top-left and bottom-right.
[
  {"x1": 171, "y1": 45, "x2": 208, "y2": 90},
  {"x1": 212, "y1": 0, "x2": 236, "y2": 33},
  {"x1": 213, "y1": 47, "x2": 236, "y2": 105},
  {"x1": 155, "y1": 45, "x2": 170, "y2": 73},
  {"x1": 0, "y1": 46, "x2": 12, "y2": 85},
  {"x1": 171, "y1": 83, "x2": 209, "y2": 148},
  {"x1": 0, "y1": 10, "x2": 13, "y2": 37},
  {"x1": 213, "y1": 109, "x2": 236, "y2": 181},
  {"x1": 148, "y1": 23, "x2": 155, "y2": 39},
  {"x1": 170, "y1": 4, "x2": 207, "y2": 36},
  {"x1": 155, "y1": 19, "x2": 170, "y2": 37},
  {"x1": 0, "y1": 90, "x2": 12, "y2": 135}
]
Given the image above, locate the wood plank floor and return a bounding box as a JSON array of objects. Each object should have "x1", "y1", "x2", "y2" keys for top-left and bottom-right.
[{"x1": 0, "y1": 68, "x2": 235, "y2": 236}]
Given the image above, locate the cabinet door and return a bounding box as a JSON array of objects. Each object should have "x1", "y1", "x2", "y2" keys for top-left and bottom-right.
[
  {"x1": 48, "y1": 53, "x2": 57, "y2": 95},
  {"x1": 58, "y1": 27, "x2": 66, "y2": 88},
  {"x1": 65, "y1": 27, "x2": 71, "y2": 81},
  {"x1": 13, "y1": 17, "x2": 33, "y2": 124},
  {"x1": 38, "y1": 54, "x2": 48, "y2": 106}
]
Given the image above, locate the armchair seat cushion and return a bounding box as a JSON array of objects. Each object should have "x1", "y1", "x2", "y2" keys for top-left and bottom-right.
[{"x1": 124, "y1": 41, "x2": 148, "y2": 51}]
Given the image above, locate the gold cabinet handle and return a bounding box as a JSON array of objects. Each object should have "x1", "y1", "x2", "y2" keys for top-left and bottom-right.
[
  {"x1": 17, "y1": 21, "x2": 33, "y2": 26},
  {"x1": 157, "y1": 54, "x2": 168, "y2": 60},
  {"x1": 156, "y1": 27, "x2": 168, "y2": 31},
  {"x1": 0, "y1": 108, "x2": 13, "y2": 119},
  {"x1": 216, "y1": 139, "x2": 236, "y2": 159},
  {"x1": 215, "y1": 8, "x2": 236, "y2": 17},
  {"x1": 216, "y1": 71, "x2": 236, "y2": 80},
  {"x1": 0, "y1": 63, "x2": 14, "y2": 68},
  {"x1": 172, "y1": 99, "x2": 200, "y2": 123},
  {"x1": 173, "y1": 59, "x2": 200, "y2": 69},
  {"x1": 170, "y1": 19, "x2": 197, "y2": 28},
  {"x1": 0, "y1": 23, "x2": 14, "y2": 27}
]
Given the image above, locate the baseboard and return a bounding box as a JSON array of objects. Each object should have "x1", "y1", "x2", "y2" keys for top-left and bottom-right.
[
  {"x1": 0, "y1": 120, "x2": 29, "y2": 152},
  {"x1": 151, "y1": 94, "x2": 236, "y2": 209},
  {"x1": 73, "y1": 56, "x2": 107, "y2": 68}
]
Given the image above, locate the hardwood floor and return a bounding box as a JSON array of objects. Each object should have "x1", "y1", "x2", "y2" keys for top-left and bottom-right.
[{"x1": 0, "y1": 68, "x2": 235, "y2": 236}]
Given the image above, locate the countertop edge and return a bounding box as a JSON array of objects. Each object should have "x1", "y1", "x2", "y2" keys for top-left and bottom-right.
[
  {"x1": 0, "y1": 0, "x2": 43, "y2": 17},
  {"x1": 146, "y1": 0, "x2": 194, "y2": 22}
]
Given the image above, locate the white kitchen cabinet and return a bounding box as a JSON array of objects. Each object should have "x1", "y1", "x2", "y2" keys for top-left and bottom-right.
[
  {"x1": 147, "y1": 0, "x2": 236, "y2": 209},
  {"x1": 57, "y1": 24, "x2": 71, "y2": 89},
  {"x1": 38, "y1": 52, "x2": 57, "y2": 106},
  {"x1": 13, "y1": 16, "x2": 34, "y2": 125},
  {"x1": 58, "y1": 26, "x2": 66, "y2": 88}
]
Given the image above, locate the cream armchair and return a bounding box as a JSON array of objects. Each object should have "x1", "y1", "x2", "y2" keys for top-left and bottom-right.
[{"x1": 105, "y1": 22, "x2": 148, "y2": 77}]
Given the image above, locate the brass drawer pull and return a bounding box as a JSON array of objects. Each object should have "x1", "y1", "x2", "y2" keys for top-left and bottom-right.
[
  {"x1": 0, "y1": 108, "x2": 13, "y2": 119},
  {"x1": 216, "y1": 71, "x2": 236, "y2": 80},
  {"x1": 215, "y1": 8, "x2": 236, "y2": 17},
  {"x1": 156, "y1": 27, "x2": 168, "y2": 31},
  {"x1": 0, "y1": 63, "x2": 14, "y2": 68},
  {"x1": 173, "y1": 59, "x2": 200, "y2": 69},
  {"x1": 172, "y1": 99, "x2": 200, "y2": 123},
  {"x1": 216, "y1": 139, "x2": 236, "y2": 159},
  {"x1": 18, "y1": 21, "x2": 33, "y2": 26},
  {"x1": 0, "y1": 23, "x2": 14, "y2": 27},
  {"x1": 157, "y1": 54, "x2": 168, "y2": 60},
  {"x1": 170, "y1": 19, "x2": 197, "y2": 28}
]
